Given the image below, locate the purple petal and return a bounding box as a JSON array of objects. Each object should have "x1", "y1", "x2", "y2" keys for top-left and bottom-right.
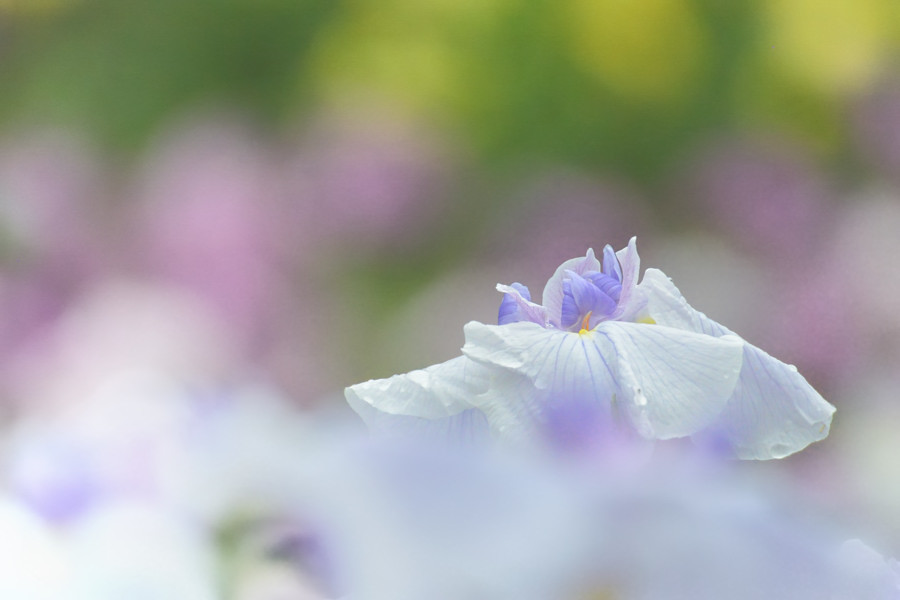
[
  {"x1": 585, "y1": 271, "x2": 622, "y2": 304},
  {"x1": 541, "y1": 248, "x2": 602, "y2": 328},
  {"x1": 560, "y1": 271, "x2": 617, "y2": 329},
  {"x1": 497, "y1": 283, "x2": 548, "y2": 326},
  {"x1": 560, "y1": 280, "x2": 581, "y2": 330}
]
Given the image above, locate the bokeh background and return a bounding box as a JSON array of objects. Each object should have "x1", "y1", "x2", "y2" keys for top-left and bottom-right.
[{"x1": 1, "y1": 0, "x2": 900, "y2": 596}]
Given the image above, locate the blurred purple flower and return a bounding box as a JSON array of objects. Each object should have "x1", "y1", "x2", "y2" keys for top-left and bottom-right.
[
  {"x1": 300, "y1": 437, "x2": 592, "y2": 600},
  {"x1": 282, "y1": 108, "x2": 452, "y2": 251},
  {"x1": 132, "y1": 116, "x2": 287, "y2": 351},
  {"x1": 3, "y1": 280, "x2": 240, "y2": 417},
  {"x1": 299, "y1": 432, "x2": 900, "y2": 600},
  {"x1": 682, "y1": 136, "x2": 832, "y2": 261},
  {"x1": 6, "y1": 434, "x2": 97, "y2": 524},
  {"x1": 852, "y1": 75, "x2": 900, "y2": 182},
  {"x1": 764, "y1": 258, "x2": 864, "y2": 388},
  {"x1": 485, "y1": 169, "x2": 649, "y2": 280},
  {"x1": 0, "y1": 131, "x2": 109, "y2": 360}
]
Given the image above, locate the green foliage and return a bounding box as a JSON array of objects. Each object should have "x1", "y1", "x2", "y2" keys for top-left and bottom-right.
[
  {"x1": 0, "y1": 0, "x2": 895, "y2": 174},
  {"x1": 0, "y1": 0, "x2": 340, "y2": 151}
]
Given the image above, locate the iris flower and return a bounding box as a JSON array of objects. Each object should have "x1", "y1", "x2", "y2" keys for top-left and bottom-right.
[{"x1": 346, "y1": 238, "x2": 835, "y2": 459}]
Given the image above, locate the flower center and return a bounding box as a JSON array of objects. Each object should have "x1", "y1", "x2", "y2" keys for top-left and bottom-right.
[
  {"x1": 579, "y1": 311, "x2": 594, "y2": 334},
  {"x1": 561, "y1": 270, "x2": 623, "y2": 332}
]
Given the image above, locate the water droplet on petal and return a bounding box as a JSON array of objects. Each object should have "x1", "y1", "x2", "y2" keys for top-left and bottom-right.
[{"x1": 633, "y1": 386, "x2": 647, "y2": 406}]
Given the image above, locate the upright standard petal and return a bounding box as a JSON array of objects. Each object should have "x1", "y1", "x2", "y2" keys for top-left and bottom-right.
[
  {"x1": 541, "y1": 248, "x2": 602, "y2": 328},
  {"x1": 640, "y1": 268, "x2": 836, "y2": 459},
  {"x1": 612, "y1": 236, "x2": 644, "y2": 321},
  {"x1": 461, "y1": 321, "x2": 743, "y2": 441},
  {"x1": 560, "y1": 271, "x2": 618, "y2": 330}
]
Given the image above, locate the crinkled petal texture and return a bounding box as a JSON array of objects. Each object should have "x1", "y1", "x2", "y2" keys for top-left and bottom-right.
[
  {"x1": 345, "y1": 356, "x2": 493, "y2": 443},
  {"x1": 640, "y1": 268, "x2": 836, "y2": 459},
  {"x1": 461, "y1": 321, "x2": 744, "y2": 441},
  {"x1": 347, "y1": 320, "x2": 745, "y2": 446}
]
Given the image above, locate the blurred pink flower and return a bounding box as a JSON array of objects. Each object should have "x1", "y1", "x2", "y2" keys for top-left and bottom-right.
[
  {"x1": 4, "y1": 280, "x2": 239, "y2": 415},
  {"x1": 851, "y1": 74, "x2": 900, "y2": 182},
  {"x1": 282, "y1": 109, "x2": 453, "y2": 251},
  {"x1": 0, "y1": 131, "x2": 110, "y2": 359},
  {"x1": 484, "y1": 169, "x2": 650, "y2": 283},
  {"x1": 763, "y1": 258, "x2": 864, "y2": 389},
  {"x1": 681, "y1": 136, "x2": 832, "y2": 261},
  {"x1": 131, "y1": 116, "x2": 288, "y2": 352}
]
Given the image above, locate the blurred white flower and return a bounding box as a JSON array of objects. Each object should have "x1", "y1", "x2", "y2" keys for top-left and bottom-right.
[
  {"x1": 0, "y1": 497, "x2": 69, "y2": 599},
  {"x1": 298, "y1": 435, "x2": 899, "y2": 600}
]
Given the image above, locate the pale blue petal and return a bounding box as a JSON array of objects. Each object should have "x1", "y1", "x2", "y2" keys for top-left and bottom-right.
[
  {"x1": 612, "y1": 236, "x2": 645, "y2": 321},
  {"x1": 602, "y1": 244, "x2": 622, "y2": 282},
  {"x1": 461, "y1": 321, "x2": 617, "y2": 439},
  {"x1": 596, "y1": 322, "x2": 743, "y2": 439},
  {"x1": 640, "y1": 268, "x2": 836, "y2": 459},
  {"x1": 345, "y1": 356, "x2": 489, "y2": 422},
  {"x1": 461, "y1": 321, "x2": 743, "y2": 441},
  {"x1": 541, "y1": 248, "x2": 602, "y2": 328}
]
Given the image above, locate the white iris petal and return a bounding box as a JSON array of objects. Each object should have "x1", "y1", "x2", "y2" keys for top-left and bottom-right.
[
  {"x1": 640, "y1": 268, "x2": 836, "y2": 459},
  {"x1": 346, "y1": 356, "x2": 488, "y2": 421},
  {"x1": 462, "y1": 321, "x2": 743, "y2": 440}
]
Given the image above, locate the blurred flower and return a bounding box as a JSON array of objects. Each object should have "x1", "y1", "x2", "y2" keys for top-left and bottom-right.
[
  {"x1": 572, "y1": 453, "x2": 900, "y2": 600},
  {"x1": 126, "y1": 115, "x2": 345, "y2": 398},
  {"x1": 852, "y1": 74, "x2": 900, "y2": 182},
  {"x1": 65, "y1": 503, "x2": 218, "y2": 600},
  {"x1": 681, "y1": 135, "x2": 832, "y2": 261},
  {"x1": 0, "y1": 495, "x2": 220, "y2": 600},
  {"x1": 347, "y1": 239, "x2": 834, "y2": 458},
  {"x1": 0, "y1": 131, "x2": 109, "y2": 362},
  {"x1": 298, "y1": 432, "x2": 900, "y2": 600},
  {"x1": 300, "y1": 437, "x2": 595, "y2": 600},
  {"x1": 485, "y1": 169, "x2": 650, "y2": 281},
  {"x1": 282, "y1": 108, "x2": 453, "y2": 252},
  {"x1": 4, "y1": 280, "x2": 238, "y2": 412},
  {"x1": 132, "y1": 116, "x2": 286, "y2": 351},
  {"x1": 0, "y1": 498, "x2": 69, "y2": 599},
  {"x1": 1, "y1": 367, "x2": 329, "y2": 597},
  {"x1": 763, "y1": 256, "x2": 864, "y2": 387}
]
